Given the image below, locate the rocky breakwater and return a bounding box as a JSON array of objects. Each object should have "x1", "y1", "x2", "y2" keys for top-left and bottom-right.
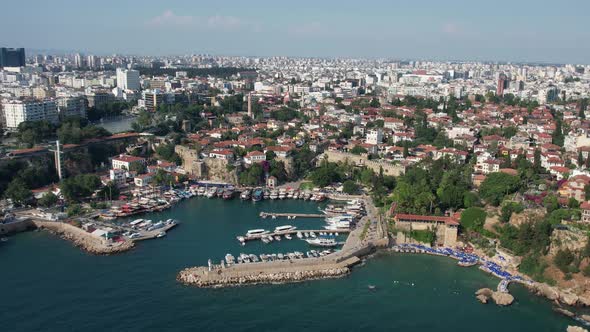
[
  {"x1": 35, "y1": 221, "x2": 134, "y2": 255},
  {"x1": 475, "y1": 288, "x2": 514, "y2": 306},
  {"x1": 178, "y1": 267, "x2": 350, "y2": 287}
]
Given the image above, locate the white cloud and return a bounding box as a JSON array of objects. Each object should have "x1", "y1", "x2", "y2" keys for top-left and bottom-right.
[
  {"x1": 442, "y1": 22, "x2": 460, "y2": 35},
  {"x1": 148, "y1": 10, "x2": 247, "y2": 31}
]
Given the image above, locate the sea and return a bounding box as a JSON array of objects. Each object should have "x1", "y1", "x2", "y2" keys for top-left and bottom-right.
[{"x1": 0, "y1": 198, "x2": 578, "y2": 331}]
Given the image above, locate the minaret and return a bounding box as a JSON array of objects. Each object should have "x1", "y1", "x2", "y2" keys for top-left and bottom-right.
[
  {"x1": 247, "y1": 93, "x2": 252, "y2": 118},
  {"x1": 54, "y1": 140, "x2": 64, "y2": 180}
]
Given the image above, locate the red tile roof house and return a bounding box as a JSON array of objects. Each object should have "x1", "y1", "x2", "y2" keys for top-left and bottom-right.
[
  {"x1": 209, "y1": 149, "x2": 234, "y2": 161},
  {"x1": 265, "y1": 145, "x2": 292, "y2": 158},
  {"x1": 244, "y1": 151, "x2": 266, "y2": 165},
  {"x1": 111, "y1": 154, "x2": 146, "y2": 170}
]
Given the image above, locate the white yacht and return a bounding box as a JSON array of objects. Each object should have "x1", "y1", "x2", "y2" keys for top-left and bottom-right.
[
  {"x1": 246, "y1": 229, "x2": 269, "y2": 236},
  {"x1": 274, "y1": 225, "x2": 296, "y2": 233}
]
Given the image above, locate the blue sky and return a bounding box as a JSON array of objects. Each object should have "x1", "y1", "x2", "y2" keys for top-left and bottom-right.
[{"x1": 1, "y1": 0, "x2": 589, "y2": 63}]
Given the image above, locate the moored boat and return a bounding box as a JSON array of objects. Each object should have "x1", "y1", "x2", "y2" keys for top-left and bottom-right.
[
  {"x1": 252, "y1": 188, "x2": 264, "y2": 202},
  {"x1": 240, "y1": 189, "x2": 251, "y2": 200}
]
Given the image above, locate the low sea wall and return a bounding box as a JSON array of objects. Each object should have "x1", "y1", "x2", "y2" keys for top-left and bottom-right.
[
  {"x1": 34, "y1": 220, "x2": 134, "y2": 255},
  {"x1": 0, "y1": 218, "x2": 35, "y2": 235},
  {"x1": 178, "y1": 256, "x2": 360, "y2": 288}
]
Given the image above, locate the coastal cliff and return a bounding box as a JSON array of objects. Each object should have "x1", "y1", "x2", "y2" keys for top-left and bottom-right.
[{"x1": 527, "y1": 282, "x2": 590, "y2": 307}]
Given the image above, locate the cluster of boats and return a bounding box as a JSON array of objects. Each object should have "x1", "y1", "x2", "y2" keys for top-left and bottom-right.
[
  {"x1": 239, "y1": 226, "x2": 341, "y2": 246},
  {"x1": 241, "y1": 188, "x2": 327, "y2": 202},
  {"x1": 223, "y1": 249, "x2": 337, "y2": 265},
  {"x1": 124, "y1": 218, "x2": 177, "y2": 239},
  {"x1": 189, "y1": 185, "x2": 328, "y2": 203},
  {"x1": 100, "y1": 189, "x2": 194, "y2": 220},
  {"x1": 191, "y1": 185, "x2": 237, "y2": 200}
]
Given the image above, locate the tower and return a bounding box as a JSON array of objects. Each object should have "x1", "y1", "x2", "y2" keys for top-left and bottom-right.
[
  {"x1": 247, "y1": 93, "x2": 252, "y2": 118},
  {"x1": 54, "y1": 140, "x2": 64, "y2": 180},
  {"x1": 496, "y1": 73, "x2": 508, "y2": 97}
]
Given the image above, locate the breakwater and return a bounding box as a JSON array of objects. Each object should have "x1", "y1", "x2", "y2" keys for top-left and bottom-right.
[
  {"x1": 34, "y1": 220, "x2": 134, "y2": 255},
  {"x1": 177, "y1": 255, "x2": 360, "y2": 287}
]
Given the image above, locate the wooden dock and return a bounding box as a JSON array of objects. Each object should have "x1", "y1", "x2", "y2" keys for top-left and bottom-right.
[{"x1": 259, "y1": 212, "x2": 325, "y2": 219}]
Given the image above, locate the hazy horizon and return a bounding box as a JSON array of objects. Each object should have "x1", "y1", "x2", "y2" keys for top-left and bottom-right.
[{"x1": 2, "y1": 0, "x2": 590, "y2": 64}]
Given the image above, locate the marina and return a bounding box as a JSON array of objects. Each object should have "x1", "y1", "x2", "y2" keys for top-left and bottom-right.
[{"x1": 2, "y1": 196, "x2": 574, "y2": 331}]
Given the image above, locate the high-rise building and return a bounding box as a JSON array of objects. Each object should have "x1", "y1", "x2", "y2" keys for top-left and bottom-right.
[
  {"x1": 0, "y1": 48, "x2": 26, "y2": 68},
  {"x1": 1, "y1": 99, "x2": 58, "y2": 131},
  {"x1": 87, "y1": 55, "x2": 98, "y2": 69},
  {"x1": 74, "y1": 53, "x2": 84, "y2": 68},
  {"x1": 496, "y1": 73, "x2": 508, "y2": 96},
  {"x1": 116, "y1": 68, "x2": 140, "y2": 91}
]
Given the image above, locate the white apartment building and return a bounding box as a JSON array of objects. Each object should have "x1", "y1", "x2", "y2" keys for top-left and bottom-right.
[
  {"x1": 116, "y1": 68, "x2": 140, "y2": 91},
  {"x1": 2, "y1": 99, "x2": 59, "y2": 131},
  {"x1": 57, "y1": 96, "x2": 87, "y2": 119},
  {"x1": 365, "y1": 129, "x2": 383, "y2": 145}
]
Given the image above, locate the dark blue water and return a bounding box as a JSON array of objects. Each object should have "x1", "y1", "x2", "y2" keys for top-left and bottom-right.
[{"x1": 0, "y1": 198, "x2": 575, "y2": 331}]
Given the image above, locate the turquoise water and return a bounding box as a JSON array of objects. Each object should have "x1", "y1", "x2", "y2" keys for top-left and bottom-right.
[{"x1": 0, "y1": 198, "x2": 575, "y2": 331}]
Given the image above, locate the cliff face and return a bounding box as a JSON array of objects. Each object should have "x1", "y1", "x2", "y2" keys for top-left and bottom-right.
[
  {"x1": 203, "y1": 158, "x2": 239, "y2": 184},
  {"x1": 549, "y1": 227, "x2": 588, "y2": 256}
]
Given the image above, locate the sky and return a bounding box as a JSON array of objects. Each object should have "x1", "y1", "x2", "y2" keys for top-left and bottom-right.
[{"x1": 1, "y1": 0, "x2": 590, "y2": 64}]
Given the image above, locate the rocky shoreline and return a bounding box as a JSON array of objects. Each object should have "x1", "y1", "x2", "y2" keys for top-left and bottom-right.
[
  {"x1": 526, "y1": 282, "x2": 590, "y2": 307},
  {"x1": 177, "y1": 266, "x2": 350, "y2": 288},
  {"x1": 35, "y1": 221, "x2": 134, "y2": 255},
  {"x1": 475, "y1": 288, "x2": 514, "y2": 306}
]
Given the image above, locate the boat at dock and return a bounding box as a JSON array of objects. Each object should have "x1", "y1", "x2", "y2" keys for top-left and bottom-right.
[
  {"x1": 263, "y1": 189, "x2": 271, "y2": 199},
  {"x1": 206, "y1": 187, "x2": 217, "y2": 198},
  {"x1": 269, "y1": 190, "x2": 278, "y2": 200},
  {"x1": 296, "y1": 231, "x2": 303, "y2": 239},
  {"x1": 305, "y1": 237, "x2": 338, "y2": 247},
  {"x1": 274, "y1": 225, "x2": 296, "y2": 233},
  {"x1": 156, "y1": 231, "x2": 166, "y2": 238},
  {"x1": 225, "y1": 254, "x2": 235, "y2": 265},
  {"x1": 246, "y1": 229, "x2": 269, "y2": 236},
  {"x1": 222, "y1": 188, "x2": 235, "y2": 200},
  {"x1": 252, "y1": 188, "x2": 264, "y2": 202},
  {"x1": 285, "y1": 234, "x2": 292, "y2": 240},
  {"x1": 278, "y1": 188, "x2": 286, "y2": 199},
  {"x1": 240, "y1": 189, "x2": 251, "y2": 200}
]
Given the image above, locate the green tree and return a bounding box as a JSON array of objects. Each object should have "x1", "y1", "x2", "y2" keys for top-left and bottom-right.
[
  {"x1": 479, "y1": 172, "x2": 520, "y2": 206},
  {"x1": 4, "y1": 178, "x2": 32, "y2": 205},
  {"x1": 460, "y1": 207, "x2": 487, "y2": 232},
  {"x1": 37, "y1": 192, "x2": 58, "y2": 207},
  {"x1": 342, "y1": 180, "x2": 359, "y2": 194},
  {"x1": 554, "y1": 249, "x2": 575, "y2": 273}
]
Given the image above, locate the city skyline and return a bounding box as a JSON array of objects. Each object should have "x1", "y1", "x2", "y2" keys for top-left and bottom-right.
[{"x1": 2, "y1": 0, "x2": 590, "y2": 64}]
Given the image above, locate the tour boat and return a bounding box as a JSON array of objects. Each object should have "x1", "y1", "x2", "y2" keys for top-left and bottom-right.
[
  {"x1": 269, "y1": 190, "x2": 278, "y2": 200},
  {"x1": 246, "y1": 229, "x2": 268, "y2": 236},
  {"x1": 274, "y1": 225, "x2": 296, "y2": 233},
  {"x1": 278, "y1": 188, "x2": 287, "y2": 199}
]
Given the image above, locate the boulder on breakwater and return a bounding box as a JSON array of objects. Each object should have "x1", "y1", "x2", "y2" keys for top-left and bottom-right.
[{"x1": 475, "y1": 288, "x2": 514, "y2": 306}]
